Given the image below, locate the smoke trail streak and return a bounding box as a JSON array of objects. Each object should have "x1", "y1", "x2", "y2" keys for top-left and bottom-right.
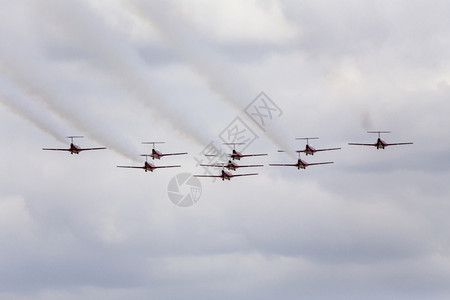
[
  {"x1": 0, "y1": 76, "x2": 68, "y2": 143},
  {"x1": 37, "y1": 0, "x2": 215, "y2": 149},
  {"x1": 0, "y1": 55, "x2": 141, "y2": 162},
  {"x1": 0, "y1": 6, "x2": 143, "y2": 161},
  {"x1": 130, "y1": 1, "x2": 297, "y2": 158}
]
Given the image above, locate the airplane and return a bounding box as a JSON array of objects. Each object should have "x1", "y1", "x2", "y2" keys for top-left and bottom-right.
[
  {"x1": 348, "y1": 131, "x2": 413, "y2": 149},
  {"x1": 42, "y1": 136, "x2": 107, "y2": 154},
  {"x1": 117, "y1": 155, "x2": 181, "y2": 172},
  {"x1": 270, "y1": 153, "x2": 333, "y2": 170},
  {"x1": 194, "y1": 169, "x2": 258, "y2": 181},
  {"x1": 141, "y1": 142, "x2": 187, "y2": 160},
  {"x1": 200, "y1": 160, "x2": 263, "y2": 171},
  {"x1": 281, "y1": 137, "x2": 341, "y2": 155},
  {"x1": 206, "y1": 143, "x2": 267, "y2": 161}
]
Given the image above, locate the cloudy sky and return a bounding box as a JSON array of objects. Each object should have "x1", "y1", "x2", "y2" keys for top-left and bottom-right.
[{"x1": 1, "y1": 0, "x2": 450, "y2": 299}]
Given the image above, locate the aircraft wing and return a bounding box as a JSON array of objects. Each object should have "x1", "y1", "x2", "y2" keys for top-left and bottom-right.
[
  {"x1": 152, "y1": 165, "x2": 181, "y2": 169},
  {"x1": 78, "y1": 147, "x2": 107, "y2": 151},
  {"x1": 159, "y1": 152, "x2": 188, "y2": 157},
  {"x1": 42, "y1": 148, "x2": 71, "y2": 151},
  {"x1": 269, "y1": 163, "x2": 298, "y2": 167},
  {"x1": 200, "y1": 164, "x2": 263, "y2": 168},
  {"x1": 235, "y1": 164, "x2": 263, "y2": 168},
  {"x1": 314, "y1": 147, "x2": 341, "y2": 152},
  {"x1": 347, "y1": 143, "x2": 376, "y2": 146},
  {"x1": 231, "y1": 173, "x2": 258, "y2": 177},
  {"x1": 194, "y1": 175, "x2": 222, "y2": 178},
  {"x1": 385, "y1": 142, "x2": 413, "y2": 146},
  {"x1": 116, "y1": 165, "x2": 144, "y2": 169},
  {"x1": 240, "y1": 153, "x2": 267, "y2": 157},
  {"x1": 306, "y1": 162, "x2": 334, "y2": 166},
  {"x1": 200, "y1": 164, "x2": 229, "y2": 168}
]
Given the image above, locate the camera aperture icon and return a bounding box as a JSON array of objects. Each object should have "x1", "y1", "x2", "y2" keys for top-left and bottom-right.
[{"x1": 167, "y1": 173, "x2": 202, "y2": 207}]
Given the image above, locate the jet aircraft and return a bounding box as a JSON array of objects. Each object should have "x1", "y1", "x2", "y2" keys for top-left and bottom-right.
[
  {"x1": 194, "y1": 169, "x2": 258, "y2": 181},
  {"x1": 270, "y1": 153, "x2": 333, "y2": 170},
  {"x1": 117, "y1": 155, "x2": 180, "y2": 172},
  {"x1": 142, "y1": 142, "x2": 187, "y2": 160},
  {"x1": 348, "y1": 131, "x2": 413, "y2": 149},
  {"x1": 42, "y1": 136, "x2": 107, "y2": 154},
  {"x1": 288, "y1": 137, "x2": 341, "y2": 155},
  {"x1": 206, "y1": 143, "x2": 267, "y2": 161},
  {"x1": 200, "y1": 160, "x2": 263, "y2": 171}
]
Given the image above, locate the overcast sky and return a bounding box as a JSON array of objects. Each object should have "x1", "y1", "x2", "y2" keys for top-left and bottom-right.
[{"x1": 1, "y1": 0, "x2": 450, "y2": 299}]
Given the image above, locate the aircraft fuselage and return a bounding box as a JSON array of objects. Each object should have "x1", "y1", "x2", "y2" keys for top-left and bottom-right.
[
  {"x1": 221, "y1": 170, "x2": 233, "y2": 180},
  {"x1": 151, "y1": 149, "x2": 163, "y2": 159},
  {"x1": 225, "y1": 161, "x2": 239, "y2": 170},
  {"x1": 304, "y1": 145, "x2": 316, "y2": 155},
  {"x1": 231, "y1": 150, "x2": 242, "y2": 160},
  {"x1": 144, "y1": 161, "x2": 156, "y2": 172},
  {"x1": 376, "y1": 138, "x2": 387, "y2": 149},
  {"x1": 296, "y1": 159, "x2": 307, "y2": 169},
  {"x1": 70, "y1": 143, "x2": 81, "y2": 154}
]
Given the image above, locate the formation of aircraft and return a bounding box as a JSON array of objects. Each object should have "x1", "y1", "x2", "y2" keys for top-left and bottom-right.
[
  {"x1": 116, "y1": 141, "x2": 184, "y2": 172},
  {"x1": 42, "y1": 136, "x2": 107, "y2": 154},
  {"x1": 117, "y1": 155, "x2": 181, "y2": 172},
  {"x1": 273, "y1": 137, "x2": 337, "y2": 171},
  {"x1": 198, "y1": 142, "x2": 265, "y2": 180},
  {"x1": 348, "y1": 131, "x2": 413, "y2": 149},
  {"x1": 142, "y1": 142, "x2": 187, "y2": 160},
  {"x1": 43, "y1": 131, "x2": 413, "y2": 180}
]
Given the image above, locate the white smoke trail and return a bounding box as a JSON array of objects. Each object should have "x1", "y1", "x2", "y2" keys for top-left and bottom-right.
[
  {"x1": 35, "y1": 0, "x2": 215, "y2": 149},
  {"x1": 129, "y1": 0, "x2": 297, "y2": 158},
  {"x1": 0, "y1": 4, "x2": 143, "y2": 161},
  {"x1": 0, "y1": 76, "x2": 68, "y2": 143},
  {"x1": 0, "y1": 58, "x2": 141, "y2": 161}
]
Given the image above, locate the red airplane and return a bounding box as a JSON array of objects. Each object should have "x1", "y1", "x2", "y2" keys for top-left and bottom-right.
[
  {"x1": 141, "y1": 142, "x2": 187, "y2": 160},
  {"x1": 42, "y1": 136, "x2": 107, "y2": 154},
  {"x1": 194, "y1": 169, "x2": 258, "y2": 181},
  {"x1": 117, "y1": 155, "x2": 180, "y2": 172},
  {"x1": 290, "y1": 137, "x2": 341, "y2": 155},
  {"x1": 200, "y1": 160, "x2": 263, "y2": 171},
  {"x1": 348, "y1": 131, "x2": 413, "y2": 149},
  {"x1": 206, "y1": 143, "x2": 267, "y2": 161},
  {"x1": 270, "y1": 154, "x2": 333, "y2": 170}
]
